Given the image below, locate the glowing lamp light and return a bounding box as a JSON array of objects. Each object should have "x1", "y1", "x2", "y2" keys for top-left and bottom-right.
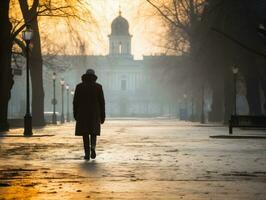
[
  {"x1": 60, "y1": 78, "x2": 65, "y2": 86},
  {"x1": 52, "y1": 72, "x2": 56, "y2": 80},
  {"x1": 22, "y1": 26, "x2": 34, "y2": 41},
  {"x1": 232, "y1": 66, "x2": 239, "y2": 74}
]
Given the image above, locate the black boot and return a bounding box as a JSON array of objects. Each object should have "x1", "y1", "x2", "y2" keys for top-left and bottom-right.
[
  {"x1": 84, "y1": 147, "x2": 90, "y2": 160},
  {"x1": 91, "y1": 148, "x2": 96, "y2": 159},
  {"x1": 84, "y1": 154, "x2": 90, "y2": 160}
]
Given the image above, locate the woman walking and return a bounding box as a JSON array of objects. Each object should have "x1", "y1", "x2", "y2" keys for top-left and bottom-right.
[{"x1": 73, "y1": 69, "x2": 105, "y2": 160}]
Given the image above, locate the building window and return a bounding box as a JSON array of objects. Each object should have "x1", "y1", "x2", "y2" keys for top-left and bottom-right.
[
  {"x1": 121, "y1": 80, "x2": 126, "y2": 91},
  {"x1": 112, "y1": 43, "x2": 114, "y2": 52},
  {"x1": 119, "y1": 42, "x2": 122, "y2": 54}
]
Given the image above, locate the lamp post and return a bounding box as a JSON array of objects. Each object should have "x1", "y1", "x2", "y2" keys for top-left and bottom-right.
[
  {"x1": 66, "y1": 84, "x2": 70, "y2": 122},
  {"x1": 232, "y1": 66, "x2": 239, "y2": 116},
  {"x1": 183, "y1": 94, "x2": 188, "y2": 121},
  {"x1": 191, "y1": 97, "x2": 194, "y2": 122},
  {"x1": 22, "y1": 25, "x2": 33, "y2": 137},
  {"x1": 70, "y1": 89, "x2": 74, "y2": 121},
  {"x1": 60, "y1": 78, "x2": 65, "y2": 123},
  {"x1": 52, "y1": 72, "x2": 57, "y2": 124},
  {"x1": 201, "y1": 84, "x2": 205, "y2": 124}
]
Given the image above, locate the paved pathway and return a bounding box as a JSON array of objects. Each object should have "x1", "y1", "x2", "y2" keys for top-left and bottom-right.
[{"x1": 0, "y1": 119, "x2": 266, "y2": 199}]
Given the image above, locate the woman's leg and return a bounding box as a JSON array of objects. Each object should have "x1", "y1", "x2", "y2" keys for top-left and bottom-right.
[
  {"x1": 90, "y1": 135, "x2": 97, "y2": 149},
  {"x1": 90, "y1": 135, "x2": 97, "y2": 159},
  {"x1": 82, "y1": 135, "x2": 90, "y2": 159}
]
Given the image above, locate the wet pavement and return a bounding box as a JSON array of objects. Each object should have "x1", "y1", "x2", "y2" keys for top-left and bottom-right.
[{"x1": 0, "y1": 119, "x2": 266, "y2": 199}]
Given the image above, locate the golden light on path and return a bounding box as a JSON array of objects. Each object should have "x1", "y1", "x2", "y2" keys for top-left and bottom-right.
[{"x1": 0, "y1": 179, "x2": 39, "y2": 200}]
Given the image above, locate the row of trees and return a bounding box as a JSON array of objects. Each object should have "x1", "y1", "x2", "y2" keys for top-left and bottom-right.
[
  {"x1": 1, "y1": 0, "x2": 265, "y2": 130},
  {"x1": 0, "y1": 0, "x2": 94, "y2": 131},
  {"x1": 146, "y1": 0, "x2": 266, "y2": 122}
]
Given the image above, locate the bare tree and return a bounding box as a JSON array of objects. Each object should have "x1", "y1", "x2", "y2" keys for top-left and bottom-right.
[
  {"x1": 146, "y1": 0, "x2": 206, "y2": 55},
  {"x1": 145, "y1": 0, "x2": 208, "y2": 121},
  {"x1": 0, "y1": 0, "x2": 95, "y2": 129},
  {"x1": 0, "y1": 0, "x2": 13, "y2": 131}
]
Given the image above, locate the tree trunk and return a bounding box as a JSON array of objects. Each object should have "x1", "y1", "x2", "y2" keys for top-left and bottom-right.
[
  {"x1": 246, "y1": 77, "x2": 262, "y2": 115},
  {"x1": 190, "y1": 37, "x2": 204, "y2": 122},
  {"x1": 223, "y1": 68, "x2": 234, "y2": 123},
  {"x1": 260, "y1": 75, "x2": 266, "y2": 113},
  {"x1": 241, "y1": 54, "x2": 262, "y2": 116},
  {"x1": 209, "y1": 75, "x2": 224, "y2": 122},
  {"x1": 0, "y1": 0, "x2": 13, "y2": 132},
  {"x1": 30, "y1": 19, "x2": 45, "y2": 126},
  {"x1": 19, "y1": 0, "x2": 45, "y2": 126},
  {"x1": 261, "y1": 78, "x2": 266, "y2": 115}
]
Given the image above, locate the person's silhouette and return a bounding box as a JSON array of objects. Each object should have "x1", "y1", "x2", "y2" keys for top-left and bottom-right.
[{"x1": 73, "y1": 69, "x2": 105, "y2": 160}]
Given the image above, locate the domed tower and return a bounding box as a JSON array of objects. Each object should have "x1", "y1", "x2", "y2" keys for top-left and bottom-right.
[{"x1": 108, "y1": 11, "x2": 132, "y2": 57}]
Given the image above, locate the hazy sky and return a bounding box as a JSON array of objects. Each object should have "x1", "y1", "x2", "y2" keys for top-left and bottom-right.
[
  {"x1": 82, "y1": 0, "x2": 164, "y2": 59},
  {"x1": 40, "y1": 0, "x2": 165, "y2": 59}
]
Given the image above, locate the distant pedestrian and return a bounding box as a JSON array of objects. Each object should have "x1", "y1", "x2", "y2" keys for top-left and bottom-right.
[{"x1": 73, "y1": 69, "x2": 105, "y2": 160}]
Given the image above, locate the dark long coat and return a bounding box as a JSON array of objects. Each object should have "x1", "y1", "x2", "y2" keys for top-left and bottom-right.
[{"x1": 73, "y1": 74, "x2": 105, "y2": 136}]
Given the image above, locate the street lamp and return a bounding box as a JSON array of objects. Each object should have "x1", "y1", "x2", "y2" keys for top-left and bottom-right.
[
  {"x1": 66, "y1": 84, "x2": 70, "y2": 122},
  {"x1": 70, "y1": 90, "x2": 74, "y2": 96},
  {"x1": 191, "y1": 96, "x2": 194, "y2": 122},
  {"x1": 22, "y1": 25, "x2": 33, "y2": 137},
  {"x1": 201, "y1": 84, "x2": 205, "y2": 124},
  {"x1": 52, "y1": 72, "x2": 57, "y2": 124},
  {"x1": 232, "y1": 66, "x2": 239, "y2": 116},
  {"x1": 60, "y1": 78, "x2": 65, "y2": 123},
  {"x1": 70, "y1": 89, "x2": 75, "y2": 121},
  {"x1": 183, "y1": 94, "x2": 188, "y2": 121}
]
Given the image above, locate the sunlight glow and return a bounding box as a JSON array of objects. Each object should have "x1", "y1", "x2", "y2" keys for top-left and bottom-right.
[
  {"x1": 88, "y1": 0, "x2": 165, "y2": 59},
  {"x1": 38, "y1": 0, "x2": 164, "y2": 59}
]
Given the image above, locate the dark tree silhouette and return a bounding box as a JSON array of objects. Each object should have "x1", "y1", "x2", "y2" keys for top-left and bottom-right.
[
  {"x1": 18, "y1": 0, "x2": 45, "y2": 126},
  {"x1": 146, "y1": 0, "x2": 208, "y2": 121},
  {"x1": 200, "y1": 0, "x2": 266, "y2": 120},
  {"x1": 0, "y1": 0, "x2": 95, "y2": 130},
  {"x1": 146, "y1": 0, "x2": 266, "y2": 122},
  {"x1": 0, "y1": 0, "x2": 13, "y2": 131}
]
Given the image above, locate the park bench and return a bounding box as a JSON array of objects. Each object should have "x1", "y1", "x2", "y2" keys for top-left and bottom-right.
[{"x1": 229, "y1": 115, "x2": 266, "y2": 134}]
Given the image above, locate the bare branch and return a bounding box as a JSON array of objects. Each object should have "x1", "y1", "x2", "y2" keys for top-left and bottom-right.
[
  {"x1": 211, "y1": 27, "x2": 266, "y2": 59},
  {"x1": 146, "y1": 0, "x2": 177, "y2": 26}
]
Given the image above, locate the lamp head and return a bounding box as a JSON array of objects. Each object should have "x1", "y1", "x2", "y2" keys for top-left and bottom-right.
[
  {"x1": 52, "y1": 72, "x2": 56, "y2": 80},
  {"x1": 66, "y1": 84, "x2": 70, "y2": 90},
  {"x1": 22, "y1": 26, "x2": 34, "y2": 41},
  {"x1": 60, "y1": 78, "x2": 65, "y2": 86},
  {"x1": 232, "y1": 66, "x2": 239, "y2": 74}
]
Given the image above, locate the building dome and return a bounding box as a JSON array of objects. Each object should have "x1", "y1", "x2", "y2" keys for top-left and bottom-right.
[{"x1": 111, "y1": 12, "x2": 130, "y2": 35}]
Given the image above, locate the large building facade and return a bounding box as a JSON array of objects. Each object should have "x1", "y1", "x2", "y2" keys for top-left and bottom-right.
[
  {"x1": 67, "y1": 13, "x2": 182, "y2": 117},
  {"x1": 9, "y1": 12, "x2": 184, "y2": 119}
]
